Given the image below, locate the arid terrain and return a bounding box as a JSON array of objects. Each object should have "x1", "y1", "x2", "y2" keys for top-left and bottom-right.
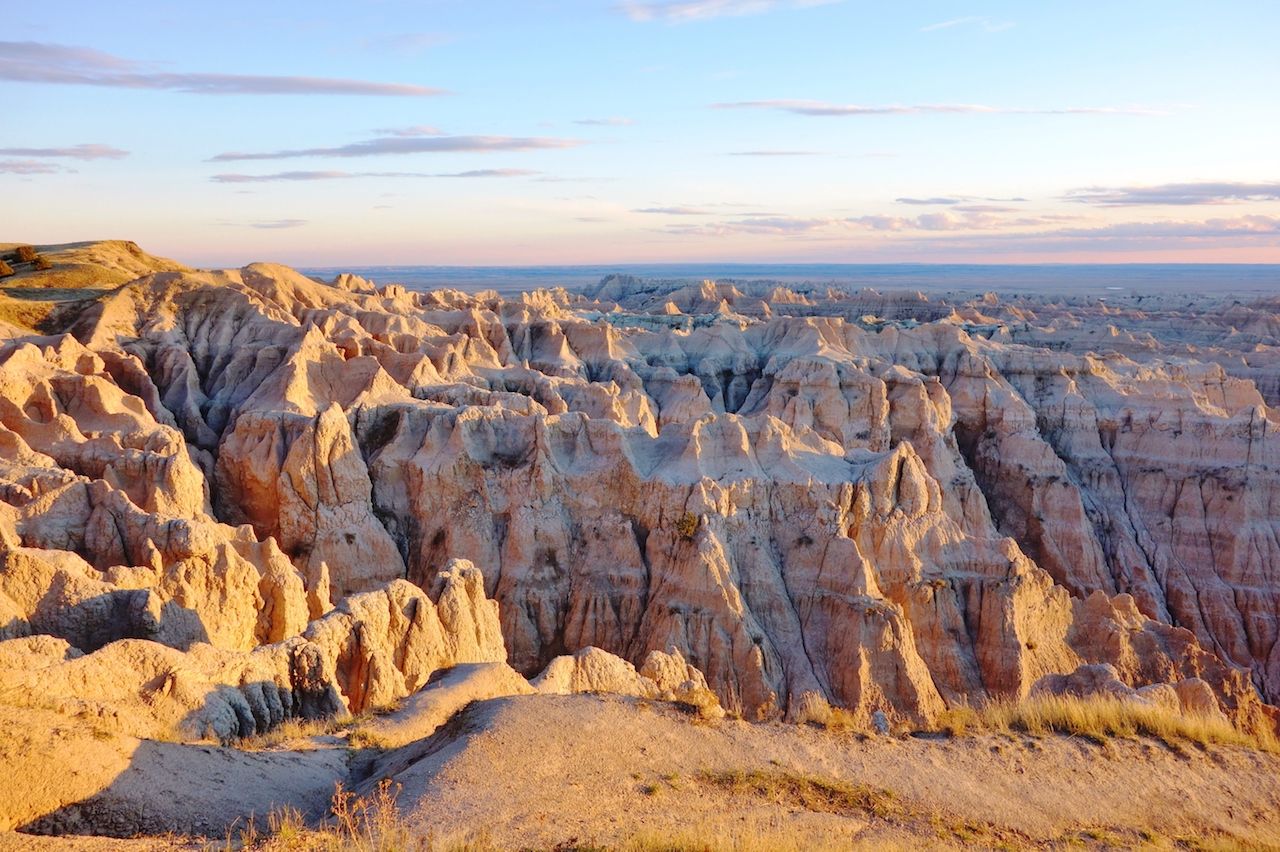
[{"x1": 2, "y1": 240, "x2": 1279, "y2": 849}]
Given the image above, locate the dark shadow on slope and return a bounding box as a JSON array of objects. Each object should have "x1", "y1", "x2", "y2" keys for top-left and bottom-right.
[{"x1": 19, "y1": 736, "x2": 346, "y2": 839}]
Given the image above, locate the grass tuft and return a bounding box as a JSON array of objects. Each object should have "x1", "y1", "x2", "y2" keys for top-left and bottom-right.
[
  {"x1": 233, "y1": 715, "x2": 355, "y2": 751},
  {"x1": 932, "y1": 694, "x2": 1279, "y2": 752},
  {"x1": 224, "y1": 778, "x2": 494, "y2": 851},
  {"x1": 701, "y1": 769, "x2": 900, "y2": 820}
]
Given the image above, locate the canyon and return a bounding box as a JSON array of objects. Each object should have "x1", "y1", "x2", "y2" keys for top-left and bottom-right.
[{"x1": 1, "y1": 241, "x2": 1278, "y2": 847}]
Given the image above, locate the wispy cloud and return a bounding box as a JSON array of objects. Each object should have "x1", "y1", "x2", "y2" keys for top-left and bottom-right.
[
  {"x1": 1064, "y1": 181, "x2": 1280, "y2": 206},
  {"x1": 1021, "y1": 215, "x2": 1280, "y2": 240},
  {"x1": 895, "y1": 195, "x2": 1028, "y2": 207},
  {"x1": 359, "y1": 32, "x2": 451, "y2": 55},
  {"x1": 849, "y1": 210, "x2": 1070, "y2": 232},
  {"x1": 620, "y1": 0, "x2": 840, "y2": 23},
  {"x1": 211, "y1": 168, "x2": 539, "y2": 183},
  {"x1": 662, "y1": 209, "x2": 1077, "y2": 238},
  {"x1": 663, "y1": 215, "x2": 842, "y2": 236},
  {"x1": 920, "y1": 16, "x2": 1015, "y2": 32},
  {"x1": 661, "y1": 210, "x2": 1280, "y2": 249},
  {"x1": 727, "y1": 149, "x2": 820, "y2": 156},
  {"x1": 0, "y1": 159, "x2": 62, "y2": 174},
  {"x1": 0, "y1": 41, "x2": 442, "y2": 96},
  {"x1": 242, "y1": 219, "x2": 308, "y2": 229},
  {"x1": 373, "y1": 125, "x2": 445, "y2": 137},
  {"x1": 848, "y1": 212, "x2": 997, "y2": 231},
  {"x1": 574, "y1": 117, "x2": 635, "y2": 126},
  {"x1": 0, "y1": 143, "x2": 127, "y2": 160},
  {"x1": 210, "y1": 135, "x2": 582, "y2": 161},
  {"x1": 910, "y1": 215, "x2": 1280, "y2": 253},
  {"x1": 953, "y1": 204, "x2": 1020, "y2": 213},
  {"x1": 713, "y1": 100, "x2": 1167, "y2": 117},
  {"x1": 633, "y1": 206, "x2": 712, "y2": 215},
  {"x1": 440, "y1": 169, "x2": 541, "y2": 178}
]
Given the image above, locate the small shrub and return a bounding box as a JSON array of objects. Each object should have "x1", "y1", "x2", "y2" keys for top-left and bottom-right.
[
  {"x1": 0, "y1": 259, "x2": 13, "y2": 278},
  {"x1": 32, "y1": 255, "x2": 52, "y2": 271},
  {"x1": 933, "y1": 703, "x2": 980, "y2": 738},
  {"x1": 348, "y1": 727, "x2": 395, "y2": 751},
  {"x1": 235, "y1": 778, "x2": 421, "y2": 851},
  {"x1": 675, "y1": 512, "x2": 699, "y2": 541},
  {"x1": 14, "y1": 245, "x2": 36, "y2": 263},
  {"x1": 792, "y1": 692, "x2": 833, "y2": 728}
]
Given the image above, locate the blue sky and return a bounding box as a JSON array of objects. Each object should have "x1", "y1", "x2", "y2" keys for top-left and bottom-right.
[{"x1": 2, "y1": 0, "x2": 1278, "y2": 265}]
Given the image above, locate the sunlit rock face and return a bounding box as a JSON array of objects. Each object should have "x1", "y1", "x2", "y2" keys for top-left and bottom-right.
[{"x1": 2, "y1": 255, "x2": 1278, "y2": 733}]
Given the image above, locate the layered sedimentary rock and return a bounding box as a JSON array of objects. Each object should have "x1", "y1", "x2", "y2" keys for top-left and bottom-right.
[
  {"x1": 1, "y1": 248, "x2": 1277, "y2": 739},
  {"x1": 0, "y1": 558, "x2": 506, "y2": 742}
]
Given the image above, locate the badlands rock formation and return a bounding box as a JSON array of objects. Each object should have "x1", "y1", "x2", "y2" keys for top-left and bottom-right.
[{"x1": 1, "y1": 244, "x2": 1278, "y2": 774}]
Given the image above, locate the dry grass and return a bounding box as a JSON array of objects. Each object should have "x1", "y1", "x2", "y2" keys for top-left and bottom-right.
[
  {"x1": 790, "y1": 692, "x2": 871, "y2": 735},
  {"x1": 622, "y1": 828, "x2": 910, "y2": 852},
  {"x1": 701, "y1": 769, "x2": 901, "y2": 821},
  {"x1": 348, "y1": 727, "x2": 397, "y2": 751},
  {"x1": 233, "y1": 715, "x2": 361, "y2": 751},
  {"x1": 0, "y1": 293, "x2": 56, "y2": 330},
  {"x1": 933, "y1": 694, "x2": 1280, "y2": 752},
  {"x1": 0, "y1": 285, "x2": 109, "y2": 332},
  {"x1": 225, "y1": 779, "x2": 496, "y2": 851}
]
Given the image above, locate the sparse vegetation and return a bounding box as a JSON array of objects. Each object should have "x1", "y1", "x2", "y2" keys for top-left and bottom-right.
[
  {"x1": 233, "y1": 714, "x2": 355, "y2": 751},
  {"x1": 675, "y1": 512, "x2": 699, "y2": 541},
  {"x1": 228, "y1": 778, "x2": 497, "y2": 851},
  {"x1": 32, "y1": 254, "x2": 53, "y2": 271},
  {"x1": 701, "y1": 769, "x2": 901, "y2": 820},
  {"x1": 622, "y1": 829, "x2": 865, "y2": 852},
  {"x1": 932, "y1": 694, "x2": 1279, "y2": 752},
  {"x1": 0, "y1": 293, "x2": 55, "y2": 330},
  {"x1": 14, "y1": 245, "x2": 37, "y2": 263},
  {"x1": 348, "y1": 726, "x2": 396, "y2": 751}
]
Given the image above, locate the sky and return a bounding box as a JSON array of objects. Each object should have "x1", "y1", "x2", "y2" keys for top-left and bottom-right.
[{"x1": 2, "y1": 0, "x2": 1278, "y2": 266}]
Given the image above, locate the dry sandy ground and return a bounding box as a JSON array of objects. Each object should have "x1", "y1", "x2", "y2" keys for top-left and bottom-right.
[
  {"x1": 5, "y1": 694, "x2": 1280, "y2": 849},
  {"x1": 370, "y1": 694, "x2": 1280, "y2": 849}
]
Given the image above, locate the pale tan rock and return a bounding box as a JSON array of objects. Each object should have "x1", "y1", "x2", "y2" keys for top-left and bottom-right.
[
  {"x1": 362, "y1": 661, "x2": 536, "y2": 748},
  {"x1": 533, "y1": 646, "x2": 657, "y2": 697},
  {"x1": 0, "y1": 248, "x2": 1276, "y2": 736}
]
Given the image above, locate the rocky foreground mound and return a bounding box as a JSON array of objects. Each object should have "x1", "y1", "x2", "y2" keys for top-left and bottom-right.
[{"x1": 1, "y1": 245, "x2": 1279, "y2": 840}]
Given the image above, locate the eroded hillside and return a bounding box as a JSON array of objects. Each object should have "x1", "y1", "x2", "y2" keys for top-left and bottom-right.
[{"x1": 2, "y1": 248, "x2": 1280, "y2": 842}]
